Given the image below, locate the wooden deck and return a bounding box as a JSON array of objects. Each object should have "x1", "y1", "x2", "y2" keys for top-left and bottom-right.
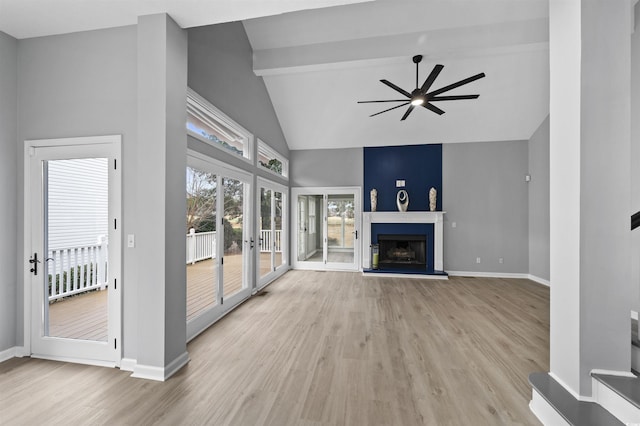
[{"x1": 49, "y1": 253, "x2": 276, "y2": 340}]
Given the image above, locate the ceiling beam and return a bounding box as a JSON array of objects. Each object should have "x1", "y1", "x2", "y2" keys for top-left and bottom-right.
[{"x1": 253, "y1": 18, "x2": 548, "y2": 76}]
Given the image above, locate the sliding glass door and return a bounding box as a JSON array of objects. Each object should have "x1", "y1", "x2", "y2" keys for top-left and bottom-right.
[{"x1": 292, "y1": 187, "x2": 360, "y2": 271}]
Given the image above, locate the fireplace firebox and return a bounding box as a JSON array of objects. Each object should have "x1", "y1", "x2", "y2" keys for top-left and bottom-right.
[{"x1": 378, "y1": 234, "x2": 427, "y2": 270}]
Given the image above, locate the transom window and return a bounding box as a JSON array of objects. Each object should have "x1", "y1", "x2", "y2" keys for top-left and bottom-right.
[
  {"x1": 258, "y1": 139, "x2": 288, "y2": 178},
  {"x1": 187, "y1": 88, "x2": 252, "y2": 161}
]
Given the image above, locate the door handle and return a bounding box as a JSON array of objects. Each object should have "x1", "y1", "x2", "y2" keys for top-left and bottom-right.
[
  {"x1": 29, "y1": 253, "x2": 40, "y2": 275},
  {"x1": 354, "y1": 230, "x2": 358, "y2": 239}
]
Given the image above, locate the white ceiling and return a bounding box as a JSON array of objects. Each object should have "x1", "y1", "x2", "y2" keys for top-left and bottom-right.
[
  {"x1": 0, "y1": 0, "x2": 550, "y2": 151},
  {"x1": 243, "y1": 0, "x2": 550, "y2": 150},
  {"x1": 0, "y1": 0, "x2": 371, "y2": 39}
]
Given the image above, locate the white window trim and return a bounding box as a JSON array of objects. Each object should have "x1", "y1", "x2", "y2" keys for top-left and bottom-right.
[
  {"x1": 187, "y1": 87, "x2": 254, "y2": 163},
  {"x1": 257, "y1": 138, "x2": 289, "y2": 179}
]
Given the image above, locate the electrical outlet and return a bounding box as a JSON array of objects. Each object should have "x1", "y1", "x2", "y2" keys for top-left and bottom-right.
[
  {"x1": 476, "y1": 257, "x2": 481, "y2": 264},
  {"x1": 499, "y1": 258, "x2": 504, "y2": 264},
  {"x1": 452, "y1": 222, "x2": 457, "y2": 228}
]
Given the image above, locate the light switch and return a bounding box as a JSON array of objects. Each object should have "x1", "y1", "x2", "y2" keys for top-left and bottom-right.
[
  {"x1": 452, "y1": 222, "x2": 457, "y2": 228},
  {"x1": 396, "y1": 180, "x2": 405, "y2": 188},
  {"x1": 127, "y1": 234, "x2": 135, "y2": 248}
]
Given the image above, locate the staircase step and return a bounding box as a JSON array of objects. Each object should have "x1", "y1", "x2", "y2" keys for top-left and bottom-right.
[
  {"x1": 592, "y1": 373, "x2": 640, "y2": 424},
  {"x1": 529, "y1": 372, "x2": 623, "y2": 426}
]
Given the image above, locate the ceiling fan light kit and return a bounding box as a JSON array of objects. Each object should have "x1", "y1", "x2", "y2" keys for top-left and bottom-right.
[{"x1": 358, "y1": 55, "x2": 485, "y2": 121}]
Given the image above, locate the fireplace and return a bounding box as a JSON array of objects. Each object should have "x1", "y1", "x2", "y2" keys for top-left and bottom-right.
[{"x1": 378, "y1": 234, "x2": 427, "y2": 270}]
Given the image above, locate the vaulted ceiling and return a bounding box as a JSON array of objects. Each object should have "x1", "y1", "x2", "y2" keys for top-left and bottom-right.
[
  {"x1": 0, "y1": 0, "x2": 550, "y2": 151},
  {"x1": 243, "y1": 0, "x2": 550, "y2": 150}
]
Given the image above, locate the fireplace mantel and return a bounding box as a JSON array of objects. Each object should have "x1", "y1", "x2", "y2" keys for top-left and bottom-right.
[{"x1": 362, "y1": 211, "x2": 445, "y2": 271}]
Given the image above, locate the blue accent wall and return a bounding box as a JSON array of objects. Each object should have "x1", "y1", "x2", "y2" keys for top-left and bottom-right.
[
  {"x1": 364, "y1": 144, "x2": 442, "y2": 212},
  {"x1": 372, "y1": 223, "x2": 435, "y2": 271}
]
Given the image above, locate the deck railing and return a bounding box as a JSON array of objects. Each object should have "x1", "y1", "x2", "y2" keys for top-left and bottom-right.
[
  {"x1": 47, "y1": 236, "x2": 108, "y2": 301},
  {"x1": 186, "y1": 229, "x2": 282, "y2": 264}
]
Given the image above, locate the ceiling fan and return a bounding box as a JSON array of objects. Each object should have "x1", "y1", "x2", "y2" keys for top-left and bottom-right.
[{"x1": 357, "y1": 55, "x2": 486, "y2": 121}]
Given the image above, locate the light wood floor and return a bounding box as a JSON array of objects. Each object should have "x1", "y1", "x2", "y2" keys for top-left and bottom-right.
[{"x1": 0, "y1": 271, "x2": 549, "y2": 425}]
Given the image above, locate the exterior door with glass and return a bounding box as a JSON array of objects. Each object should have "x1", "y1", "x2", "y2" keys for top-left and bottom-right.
[
  {"x1": 292, "y1": 187, "x2": 360, "y2": 271},
  {"x1": 257, "y1": 179, "x2": 287, "y2": 289},
  {"x1": 25, "y1": 136, "x2": 121, "y2": 366},
  {"x1": 186, "y1": 153, "x2": 253, "y2": 340}
]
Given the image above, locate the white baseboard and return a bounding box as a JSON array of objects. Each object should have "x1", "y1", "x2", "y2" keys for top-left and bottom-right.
[
  {"x1": 120, "y1": 357, "x2": 136, "y2": 372},
  {"x1": 0, "y1": 346, "x2": 21, "y2": 363},
  {"x1": 528, "y1": 274, "x2": 550, "y2": 287},
  {"x1": 131, "y1": 351, "x2": 190, "y2": 381},
  {"x1": 447, "y1": 271, "x2": 530, "y2": 279},
  {"x1": 530, "y1": 389, "x2": 571, "y2": 426}
]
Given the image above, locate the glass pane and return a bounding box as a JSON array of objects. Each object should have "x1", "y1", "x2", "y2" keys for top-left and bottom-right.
[
  {"x1": 327, "y1": 195, "x2": 355, "y2": 264},
  {"x1": 187, "y1": 94, "x2": 248, "y2": 159},
  {"x1": 46, "y1": 158, "x2": 109, "y2": 341},
  {"x1": 223, "y1": 177, "x2": 244, "y2": 299},
  {"x1": 259, "y1": 188, "x2": 272, "y2": 279},
  {"x1": 298, "y1": 195, "x2": 323, "y2": 262},
  {"x1": 186, "y1": 167, "x2": 218, "y2": 321},
  {"x1": 274, "y1": 191, "x2": 284, "y2": 268}
]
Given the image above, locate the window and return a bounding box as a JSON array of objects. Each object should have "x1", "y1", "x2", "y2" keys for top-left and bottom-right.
[
  {"x1": 257, "y1": 139, "x2": 288, "y2": 178},
  {"x1": 187, "y1": 88, "x2": 252, "y2": 161}
]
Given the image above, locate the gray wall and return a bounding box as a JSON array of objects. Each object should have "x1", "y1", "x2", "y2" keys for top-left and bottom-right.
[
  {"x1": 17, "y1": 26, "x2": 138, "y2": 356},
  {"x1": 290, "y1": 148, "x2": 363, "y2": 188},
  {"x1": 188, "y1": 22, "x2": 289, "y2": 159},
  {"x1": 442, "y1": 141, "x2": 529, "y2": 273},
  {"x1": 0, "y1": 31, "x2": 18, "y2": 354},
  {"x1": 528, "y1": 115, "x2": 550, "y2": 281}
]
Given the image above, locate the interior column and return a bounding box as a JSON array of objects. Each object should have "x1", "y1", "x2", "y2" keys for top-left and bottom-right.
[
  {"x1": 549, "y1": 0, "x2": 631, "y2": 396},
  {"x1": 134, "y1": 13, "x2": 189, "y2": 380}
]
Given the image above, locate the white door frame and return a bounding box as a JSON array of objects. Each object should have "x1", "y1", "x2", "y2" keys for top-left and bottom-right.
[
  {"x1": 256, "y1": 177, "x2": 288, "y2": 290},
  {"x1": 291, "y1": 186, "x2": 361, "y2": 272},
  {"x1": 186, "y1": 150, "x2": 254, "y2": 341},
  {"x1": 23, "y1": 135, "x2": 122, "y2": 367}
]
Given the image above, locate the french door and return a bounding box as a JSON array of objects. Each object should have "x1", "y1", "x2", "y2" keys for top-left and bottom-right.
[
  {"x1": 292, "y1": 187, "x2": 360, "y2": 271},
  {"x1": 257, "y1": 178, "x2": 287, "y2": 289},
  {"x1": 186, "y1": 152, "x2": 253, "y2": 340},
  {"x1": 24, "y1": 136, "x2": 121, "y2": 366}
]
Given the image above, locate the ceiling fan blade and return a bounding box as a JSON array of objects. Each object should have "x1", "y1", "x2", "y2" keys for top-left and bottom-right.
[
  {"x1": 427, "y1": 72, "x2": 486, "y2": 97},
  {"x1": 423, "y1": 102, "x2": 445, "y2": 115},
  {"x1": 429, "y1": 94, "x2": 480, "y2": 101},
  {"x1": 380, "y1": 79, "x2": 412, "y2": 98},
  {"x1": 357, "y1": 100, "x2": 410, "y2": 104},
  {"x1": 370, "y1": 102, "x2": 411, "y2": 117},
  {"x1": 400, "y1": 105, "x2": 416, "y2": 121},
  {"x1": 420, "y1": 64, "x2": 444, "y2": 93}
]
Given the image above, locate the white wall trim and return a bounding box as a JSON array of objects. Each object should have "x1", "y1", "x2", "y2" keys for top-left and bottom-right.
[
  {"x1": 529, "y1": 389, "x2": 571, "y2": 426},
  {"x1": 549, "y1": 371, "x2": 596, "y2": 402},
  {"x1": 591, "y1": 369, "x2": 636, "y2": 378},
  {"x1": 130, "y1": 351, "x2": 190, "y2": 382},
  {"x1": 528, "y1": 274, "x2": 551, "y2": 286},
  {"x1": 447, "y1": 271, "x2": 530, "y2": 279},
  {"x1": 0, "y1": 346, "x2": 21, "y2": 363},
  {"x1": 119, "y1": 358, "x2": 137, "y2": 372}
]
